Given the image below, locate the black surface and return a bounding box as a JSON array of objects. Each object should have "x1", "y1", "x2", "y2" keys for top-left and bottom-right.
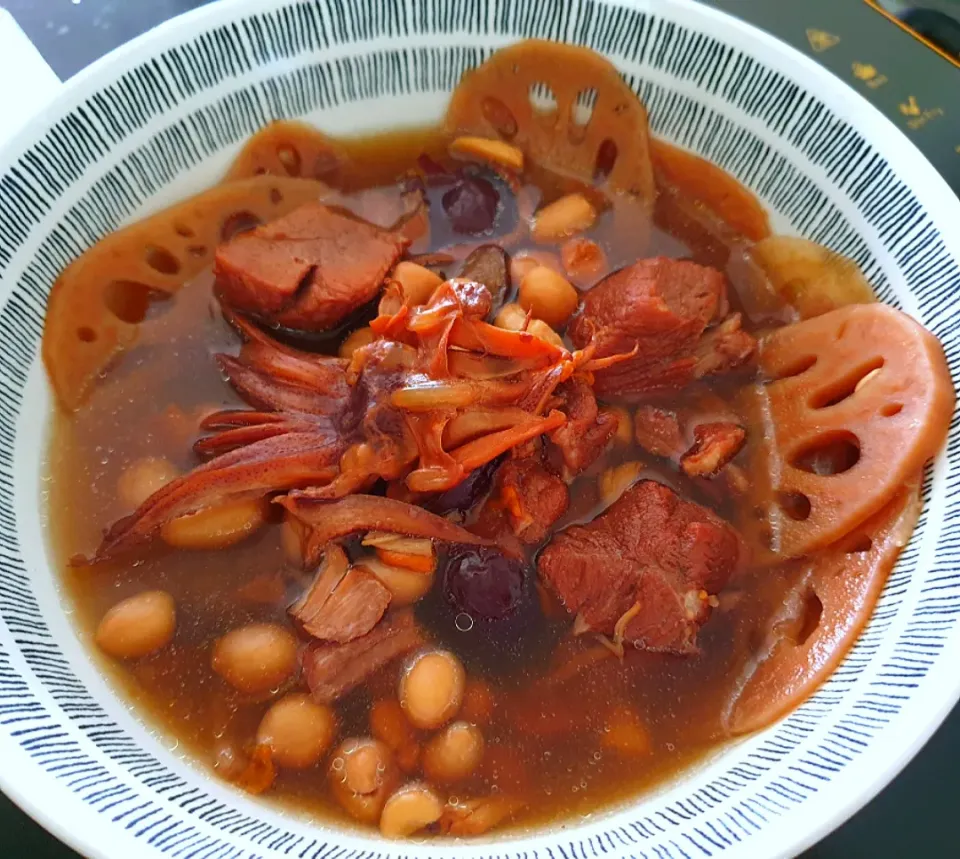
[{"x1": 1, "y1": 0, "x2": 959, "y2": 856}]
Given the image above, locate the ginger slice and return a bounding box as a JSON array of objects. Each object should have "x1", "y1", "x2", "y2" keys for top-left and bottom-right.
[
  {"x1": 224, "y1": 120, "x2": 346, "y2": 181},
  {"x1": 751, "y1": 235, "x2": 874, "y2": 319},
  {"x1": 755, "y1": 302, "x2": 953, "y2": 558},
  {"x1": 725, "y1": 479, "x2": 921, "y2": 735},
  {"x1": 42, "y1": 175, "x2": 328, "y2": 410},
  {"x1": 444, "y1": 39, "x2": 655, "y2": 208}
]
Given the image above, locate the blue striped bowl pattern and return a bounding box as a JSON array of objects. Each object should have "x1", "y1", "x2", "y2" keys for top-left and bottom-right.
[{"x1": 1, "y1": 1, "x2": 959, "y2": 857}]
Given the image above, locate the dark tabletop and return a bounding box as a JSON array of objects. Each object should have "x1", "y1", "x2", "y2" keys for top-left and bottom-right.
[{"x1": 2, "y1": 0, "x2": 958, "y2": 856}]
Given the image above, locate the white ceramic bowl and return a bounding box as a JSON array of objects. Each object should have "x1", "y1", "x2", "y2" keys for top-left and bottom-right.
[{"x1": 1, "y1": 1, "x2": 959, "y2": 857}]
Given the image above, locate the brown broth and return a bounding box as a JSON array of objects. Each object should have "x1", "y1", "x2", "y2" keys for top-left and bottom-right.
[{"x1": 47, "y1": 124, "x2": 799, "y2": 835}]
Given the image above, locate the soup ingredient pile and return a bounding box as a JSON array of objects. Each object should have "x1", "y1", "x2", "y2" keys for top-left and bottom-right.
[{"x1": 42, "y1": 39, "x2": 953, "y2": 839}]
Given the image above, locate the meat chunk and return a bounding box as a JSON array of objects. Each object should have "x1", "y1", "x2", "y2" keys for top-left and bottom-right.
[
  {"x1": 497, "y1": 457, "x2": 569, "y2": 544},
  {"x1": 633, "y1": 401, "x2": 746, "y2": 479},
  {"x1": 571, "y1": 257, "x2": 725, "y2": 351},
  {"x1": 215, "y1": 202, "x2": 408, "y2": 330},
  {"x1": 537, "y1": 481, "x2": 741, "y2": 653},
  {"x1": 680, "y1": 422, "x2": 746, "y2": 478},
  {"x1": 632, "y1": 405, "x2": 686, "y2": 459},
  {"x1": 289, "y1": 545, "x2": 391, "y2": 643},
  {"x1": 302, "y1": 610, "x2": 426, "y2": 704},
  {"x1": 569, "y1": 258, "x2": 756, "y2": 396},
  {"x1": 693, "y1": 313, "x2": 757, "y2": 379},
  {"x1": 548, "y1": 377, "x2": 619, "y2": 478}
]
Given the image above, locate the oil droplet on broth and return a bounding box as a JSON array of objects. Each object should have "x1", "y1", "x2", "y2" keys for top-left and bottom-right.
[{"x1": 455, "y1": 612, "x2": 474, "y2": 632}]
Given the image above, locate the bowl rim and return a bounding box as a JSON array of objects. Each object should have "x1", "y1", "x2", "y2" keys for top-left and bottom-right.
[{"x1": 1, "y1": 1, "x2": 960, "y2": 857}]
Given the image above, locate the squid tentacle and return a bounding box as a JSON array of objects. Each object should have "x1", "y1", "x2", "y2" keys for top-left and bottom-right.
[{"x1": 87, "y1": 432, "x2": 344, "y2": 563}]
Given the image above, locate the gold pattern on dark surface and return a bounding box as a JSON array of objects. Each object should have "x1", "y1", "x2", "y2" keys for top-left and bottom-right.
[
  {"x1": 806, "y1": 28, "x2": 841, "y2": 52},
  {"x1": 852, "y1": 62, "x2": 888, "y2": 88},
  {"x1": 900, "y1": 95, "x2": 922, "y2": 117},
  {"x1": 898, "y1": 95, "x2": 946, "y2": 130}
]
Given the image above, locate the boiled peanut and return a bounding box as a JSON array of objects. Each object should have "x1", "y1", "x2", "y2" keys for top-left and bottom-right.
[
  {"x1": 95, "y1": 591, "x2": 176, "y2": 659},
  {"x1": 399, "y1": 649, "x2": 465, "y2": 730},
  {"x1": 449, "y1": 135, "x2": 524, "y2": 171},
  {"x1": 422, "y1": 721, "x2": 484, "y2": 784},
  {"x1": 532, "y1": 193, "x2": 597, "y2": 243},
  {"x1": 510, "y1": 250, "x2": 562, "y2": 285},
  {"x1": 527, "y1": 319, "x2": 565, "y2": 349},
  {"x1": 211, "y1": 623, "x2": 298, "y2": 695},
  {"x1": 391, "y1": 261, "x2": 443, "y2": 306},
  {"x1": 161, "y1": 498, "x2": 266, "y2": 550},
  {"x1": 379, "y1": 782, "x2": 444, "y2": 837},
  {"x1": 117, "y1": 457, "x2": 179, "y2": 509},
  {"x1": 518, "y1": 266, "x2": 579, "y2": 327},
  {"x1": 357, "y1": 557, "x2": 434, "y2": 607},
  {"x1": 256, "y1": 693, "x2": 337, "y2": 769},
  {"x1": 328, "y1": 737, "x2": 399, "y2": 823},
  {"x1": 494, "y1": 302, "x2": 528, "y2": 332}
]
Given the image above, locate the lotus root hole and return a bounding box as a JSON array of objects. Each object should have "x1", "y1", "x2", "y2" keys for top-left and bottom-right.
[
  {"x1": 594, "y1": 139, "x2": 618, "y2": 184},
  {"x1": 221, "y1": 211, "x2": 262, "y2": 243},
  {"x1": 789, "y1": 432, "x2": 860, "y2": 476},
  {"x1": 144, "y1": 245, "x2": 181, "y2": 276},
  {"x1": 269, "y1": 187, "x2": 283, "y2": 204},
  {"x1": 528, "y1": 81, "x2": 558, "y2": 114},
  {"x1": 76, "y1": 326, "x2": 97, "y2": 343},
  {"x1": 778, "y1": 491, "x2": 811, "y2": 521},
  {"x1": 173, "y1": 221, "x2": 194, "y2": 238},
  {"x1": 104, "y1": 280, "x2": 171, "y2": 325},
  {"x1": 809, "y1": 357, "x2": 884, "y2": 409},
  {"x1": 791, "y1": 591, "x2": 823, "y2": 646},
  {"x1": 481, "y1": 97, "x2": 518, "y2": 139},
  {"x1": 276, "y1": 144, "x2": 301, "y2": 176},
  {"x1": 769, "y1": 354, "x2": 816, "y2": 382},
  {"x1": 572, "y1": 88, "x2": 598, "y2": 126},
  {"x1": 569, "y1": 89, "x2": 598, "y2": 143},
  {"x1": 881, "y1": 403, "x2": 903, "y2": 418},
  {"x1": 842, "y1": 533, "x2": 873, "y2": 554}
]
